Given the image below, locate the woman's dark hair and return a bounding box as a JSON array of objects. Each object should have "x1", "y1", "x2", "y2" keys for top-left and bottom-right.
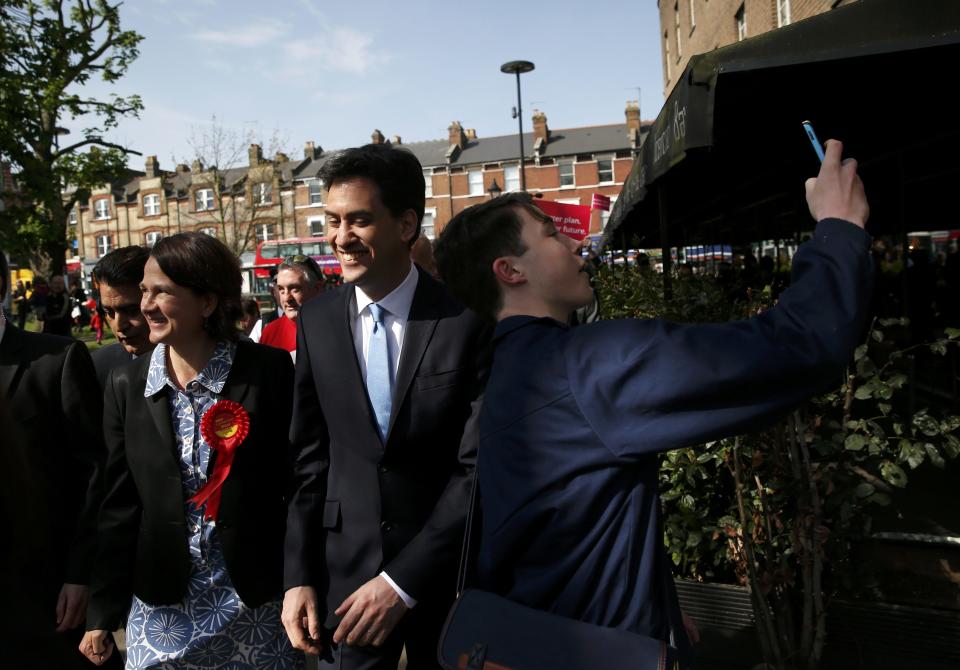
[
  {"x1": 150, "y1": 232, "x2": 242, "y2": 341},
  {"x1": 92, "y1": 246, "x2": 150, "y2": 290},
  {"x1": 242, "y1": 298, "x2": 260, "y2": 318},
  {"x1": 318, "y1": 144, "x2": 425, "y2": 246},
  {"x1": 434, "y1": 192, "x2": 534, "y2": 321}
]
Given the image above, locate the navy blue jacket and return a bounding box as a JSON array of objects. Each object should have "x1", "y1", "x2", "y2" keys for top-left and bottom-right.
[{"x1": 476, "y1": 218, "x2": 873, "y2": 641}]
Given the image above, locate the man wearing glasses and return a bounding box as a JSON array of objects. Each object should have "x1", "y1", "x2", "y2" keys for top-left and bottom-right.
[{"x1": 260, "y1": 254, "x2": 324, "y2": 361}]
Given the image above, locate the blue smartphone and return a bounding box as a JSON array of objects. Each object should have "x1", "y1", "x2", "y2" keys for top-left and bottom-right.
[{"x1": 802, "y1": 121, "x2": 825, "y2": 163}]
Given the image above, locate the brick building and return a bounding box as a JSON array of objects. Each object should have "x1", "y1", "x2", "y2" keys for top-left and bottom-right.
[
  {"x1": 70, "y1": 103, "x2": 650, "y2": 275},
  {"x1": 658, "y1": 0, "x2": 858, "y2": 96}
]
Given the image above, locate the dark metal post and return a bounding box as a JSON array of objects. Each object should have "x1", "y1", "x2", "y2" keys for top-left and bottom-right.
[
  {"x1": 515, "y1": 72, "x2": 526, "y2": 192},
  {"x1": 658, "y1": 183, "x2": 673, "y2": 299}
]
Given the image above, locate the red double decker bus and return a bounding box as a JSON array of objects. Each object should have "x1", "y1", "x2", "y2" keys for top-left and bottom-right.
[{"x1": 253, "y1": 236, "x2": 341, "y2": 279}]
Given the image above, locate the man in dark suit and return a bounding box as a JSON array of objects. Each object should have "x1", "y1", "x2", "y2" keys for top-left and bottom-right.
[
  {"x1": 0, "y1": 248, "x2": 110, "y2": 669},
  {"x1": 433, "y1": 140, "x2": 873, "y2": 662},
  {"x1": 282, "y1": 145, "x2": 489, "y2": 669},
  {"x1": 90, "y1": 246, "x2": 154, "y2": 388}
]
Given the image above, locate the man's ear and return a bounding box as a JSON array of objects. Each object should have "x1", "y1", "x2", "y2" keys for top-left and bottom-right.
[
  {"x1": 399, "y1": 209, "x2": 419, "y2": 245},
  {"x1": 492, "y1": 257, "x2": 526, "y2": 286}
]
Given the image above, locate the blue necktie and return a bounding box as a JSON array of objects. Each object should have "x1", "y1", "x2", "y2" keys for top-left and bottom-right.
[{"x1": 366, "y1": 303, "x2": 392, "y2": 442}]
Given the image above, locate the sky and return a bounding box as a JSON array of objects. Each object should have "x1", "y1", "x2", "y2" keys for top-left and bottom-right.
[{"x1": 65, "y1": 0, "x2": 667, "y2": 169}]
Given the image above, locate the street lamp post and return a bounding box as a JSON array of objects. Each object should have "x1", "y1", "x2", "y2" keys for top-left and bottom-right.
[
  {"x1": 487, "y1": 178, "x2": 502, "y2": 199},
  {"x1": 500, "y1": 60, "x2": 535, "y2": 192}
]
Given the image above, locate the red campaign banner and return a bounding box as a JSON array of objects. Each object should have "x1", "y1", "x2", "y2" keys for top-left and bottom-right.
[
  {"x1": 535, "y1": 199, "x2": 591, "y2": 241},
  {"x1": 591, "y1": 193, "x2": 611, "y2": 211}
]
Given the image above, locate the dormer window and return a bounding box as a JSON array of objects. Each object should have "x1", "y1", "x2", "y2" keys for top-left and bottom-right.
[
  {"x1": 143, "y1": 193, "x2": 160, "y2": 216},
  {"x1": 253, "y1": 182, "x2": 272, "y2": 206},
  {"x1": 94, "y1": 199, "x2": 110, "y2": 220},
  {"x1": 195, "y1": 188, "x2": 214, "y2": 211}
]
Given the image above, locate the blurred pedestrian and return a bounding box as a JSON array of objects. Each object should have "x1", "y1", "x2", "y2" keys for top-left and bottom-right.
[
  {"x1": 241, "y1": 297, "x2": 263, "y2": 342},
  {"x1": 259, "y1": 254, "x2": 324, "y2": 362},
  {"x1": 43, "y1": 275, "x2": 73, "y2": 337}
]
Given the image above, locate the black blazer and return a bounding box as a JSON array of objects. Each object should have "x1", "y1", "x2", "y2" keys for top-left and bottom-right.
[
  {"x1": 91, "y1": 342, "x2": 135, "y2": 390},
  {"x1": 284, "y1": 266, "x2": 491, "y2": 627},
  {"x1": 86, "y1": 340, "x2": 295, "y2": 631},
  {"x1": 0, "y1": 325, "x2": 104, "y2": 593}
]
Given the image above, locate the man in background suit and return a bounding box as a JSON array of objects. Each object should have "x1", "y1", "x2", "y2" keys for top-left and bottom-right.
[
  {"x1": 282, "y1": 145, "x2": 490, "y2": 669},
  {"x1": 90, "y1": 246, "x2": 154, "y2": 388},
  {"x1": 0, "y1": 248, "x2": 113, "y2": 669}
]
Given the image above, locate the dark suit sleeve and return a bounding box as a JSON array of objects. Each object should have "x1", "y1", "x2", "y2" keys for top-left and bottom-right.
[
  {"x1": 86, "y1": 369, "x2": 141, "y2": 631},
  {"x1": 382, "y1": 318, "x2": 492, "y2": 602},
  {"x1": 568, "y1": 218, "x2": 874, "y2": 457},
  {"x1": 284, "y1": 311, "x2": 331, "y2": 591},
  {"x1": 60, "y1": 341, "x2": 107, "y2": 585}
]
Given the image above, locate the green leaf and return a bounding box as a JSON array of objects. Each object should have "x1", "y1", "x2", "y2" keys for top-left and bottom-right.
[
  {"x1": 930, "y1": 341, "x2": 948, "y2": 356},
  {"x1": 943, "y1": 434, "x2": 960, "y2": 459},
  {"x1": 878, "y1": 403, "x2": 892, "y2": 415},
  {"x1": 945, "y1": 328, "x2": 960, "y2": 340},
  {"x1": 854, "y1": 343, "x2": 869, "y2": 361},
  {"x1": 854, "y1": 386, "x2": 874, "y2": 400},
  {"x1": 854, "y1": 482, "x2": 875, "y2": 498},
  {"x1": 878, "y1": 318, "x2": 901, "y2": 327},
  {"x1": 888, "y1": 373, "x2": 908, "y2": 389},
  {"x1": 845, "y1": 434, "x2": 867, "y2": 451},
  {"x1": 898, "y1": 440, "x2": 925, "y2": 469},
  {"x1": 880, "y1": 461, "x2": 908, "y2": 488},
  {"x1": 868, "y1": 492, "x2": 892, "y2": 506},
  {"x1": 871, "y1": 330, "x2": 885, "y2": 342},
  {"x1": 913, "y1": 413, "x2": 940, "y2": 437},
  {"x1": 925, "y1": 444, "x2": 945, "y2": 469}
]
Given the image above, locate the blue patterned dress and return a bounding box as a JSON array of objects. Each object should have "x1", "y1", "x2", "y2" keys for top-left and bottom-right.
[{"x1": 124, "y1": 341, "x2": 303, "y2": 670}]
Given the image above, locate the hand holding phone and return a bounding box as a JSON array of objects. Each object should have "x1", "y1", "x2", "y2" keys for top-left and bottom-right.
[{"x1": 802, "y1": 120, "x2": 825, "y2": 162}]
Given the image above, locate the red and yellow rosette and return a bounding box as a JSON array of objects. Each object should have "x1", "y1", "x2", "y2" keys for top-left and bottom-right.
[{"x1": 188, "y1": 399, "x2": 250, "y2": 521}]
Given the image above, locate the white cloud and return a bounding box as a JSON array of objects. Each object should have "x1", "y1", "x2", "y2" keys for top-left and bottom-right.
[
  {"x1": 285, "y1": 28, "x2": 390, "y2": 75},
  {"x1": 191, "y1": 19, "x2": 287, "y2": 47}
]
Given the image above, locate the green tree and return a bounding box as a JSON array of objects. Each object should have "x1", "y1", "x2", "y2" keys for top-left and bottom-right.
[{"x1": 0, "y1": 0, "x2": 143, "y2": 276}]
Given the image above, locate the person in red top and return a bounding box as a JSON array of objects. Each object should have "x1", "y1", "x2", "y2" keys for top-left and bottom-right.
[{"x1": 259, "y1": 254, "x2": 324, "y2": 362}]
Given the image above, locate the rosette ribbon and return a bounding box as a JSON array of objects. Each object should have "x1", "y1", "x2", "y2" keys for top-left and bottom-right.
[{"x1": 188, "y1": 399, "x2": 250, "y2": 521}]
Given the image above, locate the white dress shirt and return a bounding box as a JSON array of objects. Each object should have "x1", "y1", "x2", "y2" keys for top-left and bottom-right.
[{"x1": 350, "y1": 261, "x2": 420, "y2": 609}]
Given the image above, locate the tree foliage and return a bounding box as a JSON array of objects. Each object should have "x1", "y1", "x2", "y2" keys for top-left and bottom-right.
[{"x1": 0, "y1": 0, "x2": 142, "y2": 275}]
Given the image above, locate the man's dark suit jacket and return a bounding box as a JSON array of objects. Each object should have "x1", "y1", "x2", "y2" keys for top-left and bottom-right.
[
  {"x1": 91, "y1": 342, "x2": 135, "y2": 390},
  {"x1": 0, "y1": 325, "x2": 105, "y2": 666},
  {"x1": 284, "y1": 267, "x2": 490, "y2": 628},
  {"x1": 477, "y1": 219, "x2": 874, "y2": 644},
  {"x1": 86, "y1": 340, "x2": 294, "y2": 631}
]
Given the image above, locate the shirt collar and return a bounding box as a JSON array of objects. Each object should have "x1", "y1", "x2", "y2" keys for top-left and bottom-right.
[
  {"x1": 354, "y1": 262, "x2": 419, "y2": 321},
  {"x1": 493, "y1": 315, "x2": 568, "y2": 344},
  {"x1": 144, "y1": 340, "x2": 236, "y2": 397}
]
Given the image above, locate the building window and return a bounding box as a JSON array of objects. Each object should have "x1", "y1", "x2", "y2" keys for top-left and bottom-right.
[
  {"x1": 143, "y1": 193, "x2": 160, "y2": 216},
  {"x1": 664, "y1": 32, "x2": 671, "y2": 82},
  {"x1": 421, "y1": 209, "x2": 436, "y2": 240},
  {"x1": 559, "y1": 160, "x2": 575, "y2": 187},
  {"x1": 597, "y1": 158, "x2": 614, "y2": 184},
  {"x1": 96, "y1": 234, "x2": 112, "y2": 257},
  {"x1": 195, "y1": 188, "x2": 214, "y2": 211},
  {"x1": 689, "y1": 0, "x2": 696, "y2": 30},
  {"x1": 777, "y1": 0, "x2": 791, "y2": 27},
  {"x1": 255, "y1": 223, "x2": 277, "y2": 242},
  {"x1": 308, "y1": 179, "x2": 323, "y2": 205},
  {"x1": 253, "y1": 182, "x2": 272, "y2": 206},
  {"x1": 468, "y1": 169, "x2": 483, "y2": 196},
  {"x1": 308, "y1": 217, "x2": 324, "y2": 237},
  {"x1": 144, "y1": 231, "x2": 162, "y2": 248},
  {"x1": 68, "y1": 208, "x2": 78, "y2": 226},
  {"x1": 600, "y1": 195, "x2": 618, "y2": 231},
  {"x1": 736, "y1": 4, "x2": 747, "y2": 41},
  {"x1": 504, "y1": 164, "x2": 520, "y2": 192},
  {"x1": 200, "y1": 227, "x2": 217, "y2": 237},
  {"x1": 423, "y1": 169, "x2": 433, "y2": 198},
  {"x1": 94, "y1": 198, "x2": 110, "y2": 220},
  {"x1": 675, "y1": 2, "x2": 682, "y2": 59}
]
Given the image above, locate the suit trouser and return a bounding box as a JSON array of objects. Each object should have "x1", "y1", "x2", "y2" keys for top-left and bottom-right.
[{"x1": 318, "y1": 599, "x2": 448, "y2": 670}]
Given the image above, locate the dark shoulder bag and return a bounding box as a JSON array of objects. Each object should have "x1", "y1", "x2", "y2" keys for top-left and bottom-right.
[{"x1": 438, "y1": 457, "x2": 685, "y2": 670}]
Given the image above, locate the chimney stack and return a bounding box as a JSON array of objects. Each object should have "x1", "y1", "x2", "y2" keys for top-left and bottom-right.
[
  {"x1": 175, "y1": 163, "x2": 189, "y2": 174},
  {"x1": 448, "y1": 121, "x2": 467, "y2": 150},
  {"x1": 144, "y1": 155, "x2": 159, "y2": 179},
  {"x1": 274, "y1": 151, "x2": 289, "y2": 164},
  {"x1": 465, "y1": 128, "x2": 477, "y2": 141},
  {"x1": 371, "y1": 129, "x2": 386, "y2": 145},
  {"x1": 625, "y1": 100, "x2": 641, "y2": 134},
  {"x1": 191, "y1": 159, "x2": 204, "y2": 173},
  {"x1": 248, "y1": 144, "x2": 263, "y2": 166},
  {"x1": 304, "y1": 140, "x2": 320, "y2": 160},
  {"x1": 532, "y1": 110, "x2": 549, "y2": 145},
  {"x1": 391, "y1": 135, "x2": 402, "y2": 145}
]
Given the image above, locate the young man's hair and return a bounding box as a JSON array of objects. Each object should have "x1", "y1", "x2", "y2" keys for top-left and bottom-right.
[
  {"x1": 434, "y1": 192, "x2": 538, "y2": 321},
  {"x1": 91, "y1": 245, "x2": 150, "y2": 290},
  {"x1": 242, "y1": 298, "x2": 260, "y2": 318},
  {"x1": 317, "y1": 144, "x2": 425, "y2": 246}
]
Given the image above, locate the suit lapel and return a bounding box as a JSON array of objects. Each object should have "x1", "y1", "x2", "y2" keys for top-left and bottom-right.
[
  {"x1": 219, "y1": 342, "x2": 252, "y2": 408},
  {"x1": 388, "y1": 270, "x2": 440, "y2": 439},
  {"x1": 0, "y1": 326, "x2": 26, "y2": 397},
  {"x1": 145, "y1": 387, "x2": 179, "y2": 460}
]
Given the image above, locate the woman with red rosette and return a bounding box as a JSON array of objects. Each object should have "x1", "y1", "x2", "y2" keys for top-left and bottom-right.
[{"x1": 80, "y1": 232, "x2": 303, "y2": 669}]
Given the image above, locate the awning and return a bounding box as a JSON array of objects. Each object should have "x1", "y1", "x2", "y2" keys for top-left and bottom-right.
[{"x1": 603, "y1": 0, "x2": 960, "y2": 250}]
